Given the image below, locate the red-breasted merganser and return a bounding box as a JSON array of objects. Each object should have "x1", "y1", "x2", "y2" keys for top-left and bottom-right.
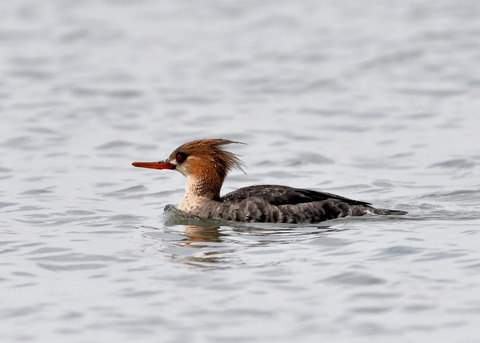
[{"x1": 132, "y1": 139, "x2": 406, "y2": 223}]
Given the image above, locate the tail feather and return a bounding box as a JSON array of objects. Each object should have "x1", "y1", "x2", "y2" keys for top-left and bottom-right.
[{"x1": 372, "y1": 208, "x2": 407, "y2": 215}]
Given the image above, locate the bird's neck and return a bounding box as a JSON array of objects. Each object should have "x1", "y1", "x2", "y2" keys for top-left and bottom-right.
[{"x1": 185, "y1": 173, "x2": 224, "y2": 200}]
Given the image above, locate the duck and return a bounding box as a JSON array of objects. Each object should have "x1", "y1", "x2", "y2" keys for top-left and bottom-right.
[{"x1": 132, "y1": 139, "x2": 406, "y2": 223}]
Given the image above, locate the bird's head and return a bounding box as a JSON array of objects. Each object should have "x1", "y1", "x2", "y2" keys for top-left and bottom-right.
[{"x1": 132, "y1": 139, "x2": 245, "y2": 197}]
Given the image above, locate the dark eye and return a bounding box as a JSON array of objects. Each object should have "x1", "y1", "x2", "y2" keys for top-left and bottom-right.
[{"x1": 176, "y1": 152, "x2": 187, "y2": 163}]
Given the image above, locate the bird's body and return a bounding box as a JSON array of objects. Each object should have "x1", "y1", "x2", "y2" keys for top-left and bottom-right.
[{"x1": 132, "y1": 139, "x2": 406, "y2": 223}]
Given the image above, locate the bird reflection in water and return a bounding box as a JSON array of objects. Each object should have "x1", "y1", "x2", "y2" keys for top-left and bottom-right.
[
  {"x1": 180, "y1": 225, "x2": 223, "y2": 247},
  {"x1": 162, "y1": 205, "x2": 233, "y2": 265},
  {"x1": 175, "y1": 225, "x2": 239, "y2": 266}
]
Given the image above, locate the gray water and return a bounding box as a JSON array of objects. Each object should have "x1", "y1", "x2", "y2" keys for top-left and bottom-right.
[{"x1": 1, "y1": 0, "x2": 480, "y2": 342}]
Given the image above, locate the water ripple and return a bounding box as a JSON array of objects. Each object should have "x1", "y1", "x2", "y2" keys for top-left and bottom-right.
[{"x1": 1, "y1": 0, "x2": 480, "y2": 342}]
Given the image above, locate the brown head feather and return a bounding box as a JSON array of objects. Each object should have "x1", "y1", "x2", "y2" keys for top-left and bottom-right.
[{"x1": 169, "y1": 139, "x2": 245, "y2": 177}]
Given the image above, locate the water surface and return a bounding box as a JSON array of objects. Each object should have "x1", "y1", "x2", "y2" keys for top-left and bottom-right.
[{"x1": 1, "y1": 0, "x2": 480, "y2": 342}]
